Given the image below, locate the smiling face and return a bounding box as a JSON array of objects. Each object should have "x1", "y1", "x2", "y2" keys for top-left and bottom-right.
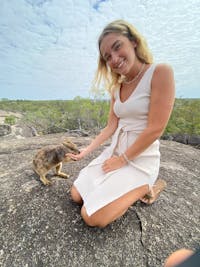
[{"x1": 99, "y1": 33, "x2": 138, "y2": 77}]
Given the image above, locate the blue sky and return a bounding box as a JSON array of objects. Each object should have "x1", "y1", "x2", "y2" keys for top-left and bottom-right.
[{"x1": 0, "y1": 0, "x2": 199, "y2": 100}]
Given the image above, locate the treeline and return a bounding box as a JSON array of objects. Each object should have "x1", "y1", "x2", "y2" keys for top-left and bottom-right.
[
  {"x1": 164, "y1": 98, "x2": 200, "y2": 135},
  {"x1": 0, "y1": 97, "x2": 110, "y2": 134},
  {"x1": 0, "y1": 97, "x2": 199, "y2": 136}
]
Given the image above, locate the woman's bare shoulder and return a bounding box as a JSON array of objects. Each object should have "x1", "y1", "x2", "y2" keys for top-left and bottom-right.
[
  {"x1": 152, "y1": 63, "x2": 174, "y2": 85},
  {"x1": 154, "y1": 63, "x2": 174, "y2": 75}
]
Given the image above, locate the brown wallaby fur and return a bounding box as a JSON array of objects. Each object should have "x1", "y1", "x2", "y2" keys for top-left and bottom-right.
[{"x1": 33, "y1": 139, "x2": 79, "y2": 185}]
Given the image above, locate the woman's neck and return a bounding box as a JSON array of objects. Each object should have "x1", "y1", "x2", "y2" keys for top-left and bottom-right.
[{"x1": 124, "y1": 62, "x2": 146, "y2": 84}]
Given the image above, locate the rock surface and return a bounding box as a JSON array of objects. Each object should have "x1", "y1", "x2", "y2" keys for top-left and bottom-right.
[{"x1": 0, "y1": 133, "x2": 199, "y2": 267}]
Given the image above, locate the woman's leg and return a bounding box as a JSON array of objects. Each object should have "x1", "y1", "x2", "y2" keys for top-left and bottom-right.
[
  {"x1": 70, "y1": 185, "x2": 83, "y2": 205},
  {"x1": 81, "y1": 184, "x2": 149, "y2": 228}
]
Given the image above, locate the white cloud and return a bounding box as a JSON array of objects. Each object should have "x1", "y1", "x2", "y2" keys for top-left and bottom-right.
[{"x1": 0, "y1": 0, "x2": 199, "y2": 99}]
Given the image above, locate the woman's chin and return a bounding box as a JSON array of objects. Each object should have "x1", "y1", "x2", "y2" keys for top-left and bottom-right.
[{"x1": 114, "y1": 68, "x2": 128, "y2": 76}]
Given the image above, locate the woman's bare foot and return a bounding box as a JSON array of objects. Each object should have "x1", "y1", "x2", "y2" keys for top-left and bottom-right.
[{"x1": 140, "y1": 179, "x2": 167, "y2": 204}]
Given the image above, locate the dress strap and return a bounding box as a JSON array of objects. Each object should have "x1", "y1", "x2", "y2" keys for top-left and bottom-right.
[{"x1": 146, "y1": 64, "x2": 157, "y2": 81}]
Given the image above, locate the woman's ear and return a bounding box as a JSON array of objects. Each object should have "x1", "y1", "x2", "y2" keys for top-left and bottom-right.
[{"x1": 132, "y1": 41, "x2": 137, "y2": 48}]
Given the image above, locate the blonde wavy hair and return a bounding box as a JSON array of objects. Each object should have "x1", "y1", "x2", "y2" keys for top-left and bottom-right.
[{"x1": 92, "y1": 19, "x2": 153, "y2": 95}]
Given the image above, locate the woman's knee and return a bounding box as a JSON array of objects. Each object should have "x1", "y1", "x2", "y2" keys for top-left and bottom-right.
[
  {"x1": 81, "y1": 206, "x2": 107, "y2": 228},
  {"x1": 70, "y1": 185, "x2": 83, "y2": 204}
]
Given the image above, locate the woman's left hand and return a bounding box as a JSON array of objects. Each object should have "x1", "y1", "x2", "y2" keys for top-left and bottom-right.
[{"x1": 102, "y1": 155, "x2": 127, "y2": 173}]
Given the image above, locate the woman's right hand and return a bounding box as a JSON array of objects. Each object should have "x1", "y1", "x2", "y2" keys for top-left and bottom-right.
[{"x1": 66, "y1": 148, "x2": 88, "y2": 161}]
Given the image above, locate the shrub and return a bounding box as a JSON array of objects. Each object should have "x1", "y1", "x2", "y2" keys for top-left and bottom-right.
[{"x1": 4, "y1": 115, "x2": 16, "y2": 125}]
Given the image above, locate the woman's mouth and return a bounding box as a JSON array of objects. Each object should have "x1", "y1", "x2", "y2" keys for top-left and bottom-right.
[
  {"x1": 113, "y1": 59, "x2": 129, "y2": 75},
  {"x1": 115, "y1": 59, "x2": 126, "y2": 70}
]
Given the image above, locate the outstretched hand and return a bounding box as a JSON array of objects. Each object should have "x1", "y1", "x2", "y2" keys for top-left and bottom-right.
[
  {"x1": 66, "y1": 148, "x2": 88, "y2": 161},
  {"x1": 102, "y1": 155, "x2": 127, "y2": 173}
]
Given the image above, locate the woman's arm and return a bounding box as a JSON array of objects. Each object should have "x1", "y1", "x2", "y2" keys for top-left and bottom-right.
[
  {"x1": 123, "y1": 63, "x2": 175, "y2": 160},
  {"x1": 102, "y1": 64, "x2": 175, "y2": 172},
  {"x1": 68, "y1": 94, "x2": 119, "y2": 160}
]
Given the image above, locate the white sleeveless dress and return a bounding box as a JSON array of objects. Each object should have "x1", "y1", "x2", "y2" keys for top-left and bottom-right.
[{"x1": 74, "y1": 64, "x2": 160, "y2": 216}]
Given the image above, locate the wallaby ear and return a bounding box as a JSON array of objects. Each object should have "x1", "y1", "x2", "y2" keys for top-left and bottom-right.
[
  {"x1": 62, "y1": 138, "x2": 71, "y2": 146},
  {"x1": 62, "y1": 137, "x2": 70, "y2": 143},
  {"x1": 62, "y1": 139, "x2": 76, "y2": 149}
]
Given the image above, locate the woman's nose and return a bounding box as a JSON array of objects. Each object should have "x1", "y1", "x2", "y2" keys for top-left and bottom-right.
[{"x1": 110, "y1": 53, "x2": 118, "y2": 66}]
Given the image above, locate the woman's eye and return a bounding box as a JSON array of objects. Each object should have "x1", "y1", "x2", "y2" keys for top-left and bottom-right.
[{"x1": 115, "y1": 43, "x2": 121, "y2": 50}]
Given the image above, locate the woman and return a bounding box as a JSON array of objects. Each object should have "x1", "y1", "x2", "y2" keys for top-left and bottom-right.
[{"x1": 68, "y1": 20, "x2": 175, "y2": 228}]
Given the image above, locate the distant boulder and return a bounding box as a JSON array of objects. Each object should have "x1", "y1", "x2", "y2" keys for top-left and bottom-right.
[
  {"x1": 188, "y1": 135, "x2": 200, "y2": 146},
  {"x1": 0, "y1": 124, "x2": 11, "y2": 136},
  {"x1": 172, "y1": 134, "x2": 190, "y2": 145},
  {"x1": 162, "y1": 133, "x2": 200, "y2": 147},
  {"x1": 67, "y1": 129, "x2": 89, "y2": 137}
]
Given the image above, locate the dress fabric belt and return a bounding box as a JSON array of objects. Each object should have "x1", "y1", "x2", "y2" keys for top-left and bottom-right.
[
  {"x1": 88, "y1": 123, "x2": 145, "y2": 168},
  {"x1": 109, "y1": 123, "x2": 143, "y2": 157}
]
